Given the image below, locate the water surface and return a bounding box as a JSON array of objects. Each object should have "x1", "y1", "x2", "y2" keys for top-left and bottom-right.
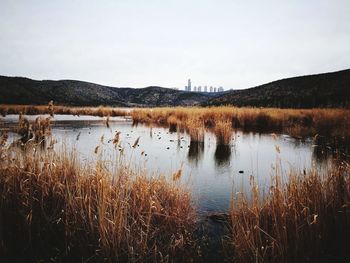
[{"x1": 0, "y1": 114, "x2": 337, "y2": 215}]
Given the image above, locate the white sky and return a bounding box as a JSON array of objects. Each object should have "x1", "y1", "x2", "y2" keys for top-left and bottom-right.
[{"x1": 0, "y1": 0, "x2": 349, "y2": 89}]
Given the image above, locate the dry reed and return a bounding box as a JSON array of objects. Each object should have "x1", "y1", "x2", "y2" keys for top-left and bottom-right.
[
  {"x1": 0, "y1": 104, "x2": 128, "y2": 117},
  {"x1": 0, "y1": 120, "x2": 196, "y2": 262},
  {"x1": 130, "y1": 107, "x2": 350, "y2": 143},
  {"x1": 185, "y1": 117, "x2": 205, "y2": 143},
  {"x1": 214, "y1": 120, "x2": 233, "y2": 145},
  {"x1": 2, "y1": 105, "x2": 350, "y2": 143},
  {"x1": 229, "y1": 162, "x2": 350, "y2": 262}
]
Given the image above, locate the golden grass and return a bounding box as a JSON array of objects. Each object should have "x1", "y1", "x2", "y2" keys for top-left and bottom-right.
[
  {"x1": 131, "y1": 107, "x2": 350, "y2": 141},
  {"x1": 2, "y1": 105, "x2": 350, "y2": 144},
  {"x1": 214, "y1": 120, "x2": 233, "y2": 145},
  {"x1": 0, "y1": 104, "x2": 128, "y2": 117},
  {"x1": 184, "y1": 117, "x2": 205, "y2": 143},
  {"x1": 0, "y1": 126, "x2": 196, "y2": 262},
  {"x1": 229, "y1": 162, "x2": 350, "y2": 262}
]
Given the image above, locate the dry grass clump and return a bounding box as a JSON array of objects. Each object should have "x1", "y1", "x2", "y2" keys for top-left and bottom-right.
[
  {"x1": 185, "y1": 117, "x2": 205, "y2": 143},
  {"x1": 167, "y1": 115, "x2": 179, "y2": 132},
  {"x1": 16, "y1": 113, "x2": 52, "y2": 144},
  {"x1": 229, "y1": 163, "x2": 350, "y2": 262},
  {"x1": 214, "y1": 121, "x2": 233, "y2": 145},
  {"x1": 0, "y1": 136, "x2": 196, "y2": 262}
]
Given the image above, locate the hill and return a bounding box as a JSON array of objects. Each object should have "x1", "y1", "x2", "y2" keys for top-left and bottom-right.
[
  {"x1": 207, "y1": 69, "x2": 350, "y2": 108},
  {"x1": 1, "y1": 69, "x2": 349, "y2": 108},
  {"x1": 0, "y1": 77, "x2": 214, "y2": 107}
]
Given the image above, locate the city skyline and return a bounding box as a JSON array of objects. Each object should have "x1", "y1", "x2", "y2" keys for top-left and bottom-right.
[
  {"x1": 185, "y1": 78, "x2": 224, "y2": 92},
  {"x1": 1, "y1": 0, "x2": 349, "y2": 89}
]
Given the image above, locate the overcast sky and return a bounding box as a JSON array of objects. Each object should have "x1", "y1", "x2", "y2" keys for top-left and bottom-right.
[{"x1": 1, "y1": 0, "x2": 349, "y2": 89}]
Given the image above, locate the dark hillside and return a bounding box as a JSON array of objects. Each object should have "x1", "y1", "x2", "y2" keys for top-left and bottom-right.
[
  {"x1": 207, "y1": 69, "x2": 350, "y2": 108},
  {"x1": 0, "y1": 76, "x2": 212, "y2": 107}
]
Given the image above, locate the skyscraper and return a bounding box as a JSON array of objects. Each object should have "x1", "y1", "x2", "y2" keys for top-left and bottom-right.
[
  {"x1": 188, "y1": 79, "x2": 191, "y2": 92},
  {"x1": 210, "y1": 86, "x2": 213, "y2": 92},
  {"x1": 214, "y1": 87, "x2": 217, "y2": 92},
  {"x1": 204, "y1": 86, "x2": 207, "y2": 92},
  {"x1": 198, "y1": 86, "x2": 201, "y2": 92}
]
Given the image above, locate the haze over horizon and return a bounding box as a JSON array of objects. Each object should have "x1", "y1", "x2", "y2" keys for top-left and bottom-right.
[{"x1": 1, "y1": 0, "x2": 350, "y2": 90}]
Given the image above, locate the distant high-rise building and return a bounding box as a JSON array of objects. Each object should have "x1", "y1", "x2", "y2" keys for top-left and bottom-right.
[
  {"x1": 188, "y1": 79, "x2": 191, "y2": 92},
  {"x1": 214, "y1": 87, "x2": 217, "y2": 92},
  {"x1": 218, "y1": 86, "x2": 224, "y2": 92},
  {"x1": 194, "y1": 86, "x2": 197, "y2": 92},
  {"x1": 204, "y1": 86, "x2": 208, "y2": 92},
  {"x1": 198, "y1": 86, "x2": 202, "y2": 92},
  {"x1": 210, "y1": 86, "x2": 213, "y2": 92}
]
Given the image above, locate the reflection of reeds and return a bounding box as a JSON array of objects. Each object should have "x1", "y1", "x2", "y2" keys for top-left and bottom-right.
[
  {"x1": 229, "y1": 163, "x2": 350, "y2": 262},
  {"x1": 187, "y1": 141, "x2": 205, "y2": 164},
  {"x1": 0, "y1": 136, "x2": 196, "y2": 262},
  {"x1": 214, "y1": 144, "x2": 231, "y2": 166}
]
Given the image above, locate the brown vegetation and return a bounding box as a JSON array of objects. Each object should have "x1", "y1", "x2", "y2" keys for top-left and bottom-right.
[
  {"x1": 229, "y1": 162, "x2": 350, "y2": 262},
  {"x1": 131, "y1": 107, "x2": 350, "y2": 143},
  {"x1": 1, "y1": 109, "x2": 350, "y2": 261},
  {"x1": 2, "y1": 105, "x2": 350, "y2": 144},
  {"x1": 0, "y1": 121, "x2": 196, "y2": 262},
  {"x1": 0, "y1": 104, "x2": 128, "y2": 117}
]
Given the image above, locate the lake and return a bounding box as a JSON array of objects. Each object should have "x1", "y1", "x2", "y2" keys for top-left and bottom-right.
[{"x1": 0, "y1": 114, "x2": 339, "y2": 216}]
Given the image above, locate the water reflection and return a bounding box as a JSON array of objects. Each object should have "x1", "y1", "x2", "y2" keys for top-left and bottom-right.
[
  {"x1": 169, "y1": 125, "x2": 177, "y2": 133},
  {"x1": 214, "y1": 145, "x2": 231, "y2": 167},
  {"x1": 188, "y1": 141, "x2": 204, "y2": 164},
  {"x1": 312, "y1": 136, "x2": 350, "y2": 163}
]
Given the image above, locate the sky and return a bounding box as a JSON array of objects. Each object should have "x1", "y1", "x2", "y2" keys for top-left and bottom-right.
[{"x1": 0, "y1": 0, "x2": 349, "y2": 89}]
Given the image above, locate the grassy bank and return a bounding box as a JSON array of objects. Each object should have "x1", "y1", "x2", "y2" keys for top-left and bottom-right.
[
  {"x1": 1, "y1": 105, "x2": 350, "y2": 143},
  {"x1": 131, "y1": 107, "x2": 350, "y2": 147},
  {"x1": 0, "y1": 132, "x2": 196, "y2": 262},
  {"x1": 0, "y1": 104, "x2": 128, "y2": 117},
  {"x1": 131, "y1": 107, "x2": 350, "y2": 137}
]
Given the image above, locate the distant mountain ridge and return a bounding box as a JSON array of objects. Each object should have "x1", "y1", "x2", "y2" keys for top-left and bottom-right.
[
  {"x1": 0, "y1": 69, "x2": 349, "y2": 108},
  {"x1": 207, "y1": 69, "x2": 350, "y2": 108},
  {"x1": 0, "y1": 76, "x2": 216, "y2": 107}
]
